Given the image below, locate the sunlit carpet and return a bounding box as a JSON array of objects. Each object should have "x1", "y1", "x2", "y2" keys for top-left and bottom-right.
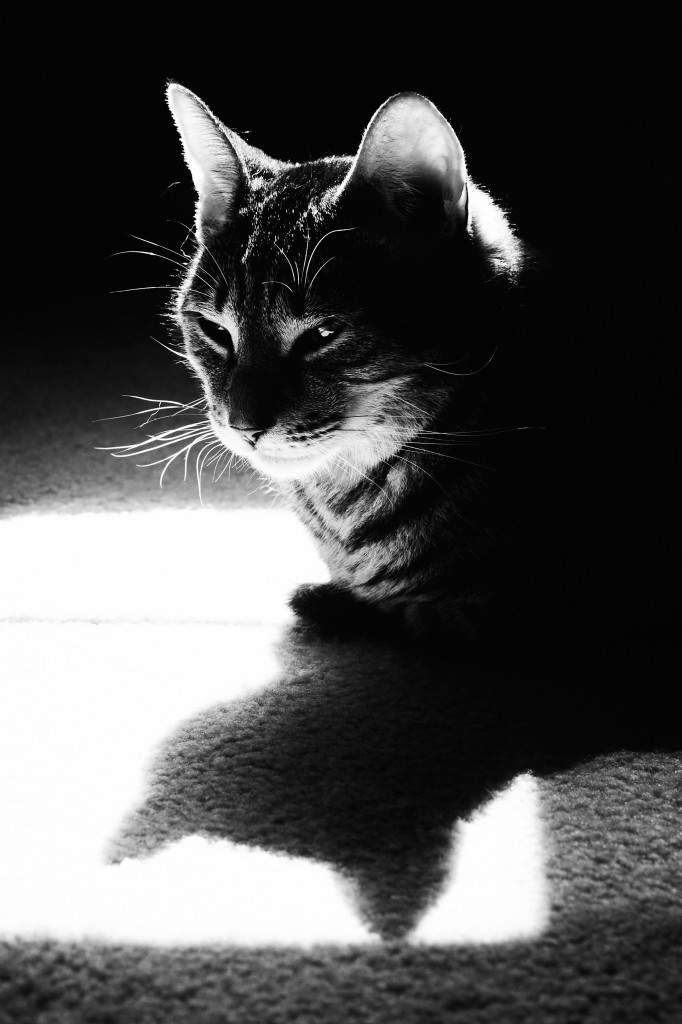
[{"x1": 0, "y1": 314, "x2": 680, "y2": 1022}]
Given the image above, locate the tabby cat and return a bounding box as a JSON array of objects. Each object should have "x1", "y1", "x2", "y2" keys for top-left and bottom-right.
[{"x1": 165, "y1": 84, "x2": 547, "y2": 639}]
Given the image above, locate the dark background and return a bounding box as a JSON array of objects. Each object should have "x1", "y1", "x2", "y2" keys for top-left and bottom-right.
[{"x1": 8, "y1": 27, "x2": 676, "y2": 323}]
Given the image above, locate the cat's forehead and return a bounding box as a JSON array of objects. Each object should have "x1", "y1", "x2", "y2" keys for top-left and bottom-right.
[
  {"x1": 240, "y1": 158, "x2": 350, "y2": 260},
  {"x1": 187, "y1": 157, "x2": 358, "y2": 326}
]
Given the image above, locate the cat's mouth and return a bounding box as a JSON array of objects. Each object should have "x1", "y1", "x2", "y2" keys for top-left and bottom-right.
[{"x1": 211, "y1": 418, "x2": 342, "y2": 480}]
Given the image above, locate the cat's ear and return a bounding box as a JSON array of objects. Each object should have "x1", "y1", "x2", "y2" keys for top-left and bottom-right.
[
  {"x1": 166, "y1": 83, "x2": 245, "y2": 236},
  {"x1": 338, "y1": 93, "x2": 468, "y2": 233}
]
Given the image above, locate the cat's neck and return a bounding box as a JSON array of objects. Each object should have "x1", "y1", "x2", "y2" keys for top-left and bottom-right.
[
  {"x1": 281, "y1": 443, "x2": 472, "y2": 544},
  {"x1": 280, "y1": 439, "x2": 501, "y2": 603}
]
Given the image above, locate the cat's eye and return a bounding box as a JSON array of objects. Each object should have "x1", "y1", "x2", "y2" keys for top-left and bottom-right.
[
  {"x1": 197, "y1": 316, "x2": 231, "y2": 345},
  {"x1": 292, "y1": 321, "x2": 342, "y2": 357},
  {"x1": 192, "y1": 314, "x2": 233, "y2": 350}
]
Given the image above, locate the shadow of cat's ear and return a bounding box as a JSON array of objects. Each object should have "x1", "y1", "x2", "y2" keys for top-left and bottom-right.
[{"x1": 336, "y1": 92, "x2": 469, "y2": 235}]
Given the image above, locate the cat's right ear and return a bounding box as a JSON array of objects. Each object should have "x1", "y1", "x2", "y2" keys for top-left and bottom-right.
[
  {"x1": 336, "y1": 92, "x2": 469, "y2": 237},
  {"x1": 166, "y1": 84, "x2": 245, "y2": 238}
]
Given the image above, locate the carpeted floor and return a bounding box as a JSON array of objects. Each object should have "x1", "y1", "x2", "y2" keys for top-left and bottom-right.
[{"x1": 0, "y1": 306, "x2": 680, "y2": 1022}]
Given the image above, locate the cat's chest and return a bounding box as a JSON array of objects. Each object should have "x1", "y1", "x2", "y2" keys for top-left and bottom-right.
[
  {"x1": 284, "y1": 464, "x2": 453, "y2": 597},
  {"x1": 286, "y1": 464, "x2": 399, "y2": 560}
]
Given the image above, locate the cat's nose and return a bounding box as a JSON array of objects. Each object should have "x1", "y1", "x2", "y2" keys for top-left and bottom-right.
[
  {"x1": 232, "y1": 425, "x2": 266, "y2": 447},
  {"x1": 228, "y1": 367, "x2": 278, "y2": 445}
]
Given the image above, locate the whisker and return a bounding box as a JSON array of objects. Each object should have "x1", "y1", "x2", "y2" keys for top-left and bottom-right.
[
  {"x1": 193, "y1": 230, "x2": 231, "y2": 291},
  {"x1": 275, "y1": 243, "x2": 299, "y2": 289},
  {"x1": 203, "y1": 440, "x2": 224, "y2": 466},
  {"x1": 94, "y1": 396, "x2": 206, "y2": 425},
  {"x1": 263, "y1": 280, "x2": 294, "y2": 295},
  {"x1": 157, "y1": 434, "x2": 212, "y2": 485},
  {"x1": 98, "y1": 424, "x2": 210, "y2": 458},
  {"x1": 133, "y1": 431, "x2": 214, "y2": 469},
  {"x1": 127, "y1": 394, "x2": 205, "y2": 409},
  {"x1": 425, "y1": 351, "x2": 473, "y2": 368},
  {"x1": 196, "y1": 440, "x2": 223, "y2": 502},
  {"x1": 334, "y1": 453, "x2": 393, "y2": 505},
  {"x1": 402, "y1": 444, "x2": 496, "y2": 472},
  {"x1": 408, "y1": 438, "x2": 493, "y2": 447},
  {"x1": 110, "y1": 249, "x2": 218, "y2": 293},
  {"x1": 302, "y1": 229, "x2": 311, "y2": 289},
  {"x1": 136, "y1": 405, "x2": 206, "y2": 429},
  {"x1": 110, "y1": 436, "x2": 208, "y2": 459},
  {"x1": 213, "y1": 450, "x2": 230, "y2": 483},
  {"x1": 416, "y1": 426, "x2": 530, "y2": 436},
  {"x1": 108, "y1": 408, "x2": 200, "y2": 428},
  {"x1": 303, "y1": 226, "x2": 356, "y2": 282},
  {"x1": 215, "y1": 451, "x2": 240, "y2": 483},
  {"x1": 247, "y1": 470, "x2": 268, "y2": 497},
  {"x1": 210, "y1": 449, "x2": 226, "y2": 483},
  {"x1": 390, "y1": 451, "x2": 473, "y2": 523},
  {"x1": 424, "y1": 348, "x2": 498, "y2": 377},
  {"x1": 386, "y1": 392, "x2": 429, "y2": 417},
  {"x1": 133, "y1": 419, "x2": 210, "y2": 439},
  {"x1": 111, "y1": 285, "x2": 180, "y2": 294},
  {"x1": 128, "y1": 233, "x2": 190, "y2": 262},
  {"x1": 158, "y1": 446, "x2": 189, "y2": 487},
  {"x1": 413, "y1": 428, "x2": 537, "y2": 445},
  {"x1": 305, "y1": 256, "x2": 336, "y2": 296},
  {"x1": 93, "y1": 405, "x2": 175, "y2": 424},
  {"x1": 149, "y1": 335, "x2": 192, "y2": 363},
  {"x1": 205, "y1": 446, "x2": 226, "y2": 468},
  {"x1": 166, "y1": 218, "x2": 196, "y2": 252},
  {"x1": 183, "y1": 433, "x2": 213, "y2": 481}
]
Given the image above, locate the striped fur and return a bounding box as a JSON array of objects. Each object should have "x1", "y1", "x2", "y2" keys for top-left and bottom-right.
[{"x1": 169, "y1": 87, "x2": 536, "y2": 634}]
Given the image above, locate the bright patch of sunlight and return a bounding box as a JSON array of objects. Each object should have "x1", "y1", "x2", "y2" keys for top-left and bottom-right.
[
  {"x1": 0, "y1": 619, "x2": 547, "y2": 945},
  {"x1": 2, "y1": 832, "x2": 373, "y2": 947},
  {"x1": 0, "y1": 622, "x2": 280, "y2": 872},
  {"x1": 0, "y1": 619, "x2": 371, "y2": 946},
  {"x1": 0, "y1": 509, "x2": 328, "y2": 624},
  {"x1": 0, "y1": 510, "x2": 549, "y2": 947},
  {"x1": 412, "y1": 773, "x2": 549, "y2": 944}
]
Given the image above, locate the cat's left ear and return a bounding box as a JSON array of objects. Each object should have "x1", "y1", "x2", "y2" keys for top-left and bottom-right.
[
  {"x1": 338, "y1": 93, "x2": 468, "y2": 233},
  {"x1": 166, "y1": 83, "x2": 246, "y2": 237}
]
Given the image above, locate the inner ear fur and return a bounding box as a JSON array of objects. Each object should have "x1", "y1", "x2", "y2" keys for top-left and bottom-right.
[
  {"x1": 167, "y1": 83, "x2": 247, "y2": 235},
  {"x1": 338, "y1": 92, "x2": 469, "y2": 233}
]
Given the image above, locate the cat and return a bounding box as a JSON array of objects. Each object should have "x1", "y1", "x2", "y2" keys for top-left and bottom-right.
[{"x1": 163, "y1": 83, "x2": 552, "y2": 643}]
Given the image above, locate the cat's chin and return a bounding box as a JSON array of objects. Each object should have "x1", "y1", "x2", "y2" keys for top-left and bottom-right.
[{"x1": 248, "y1": 448, "x2": 339, "y2": 482}]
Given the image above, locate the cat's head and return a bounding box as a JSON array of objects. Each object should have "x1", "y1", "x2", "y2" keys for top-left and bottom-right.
[{"x1": 167, "y1": 84, "x2": 521, "y2": 481}]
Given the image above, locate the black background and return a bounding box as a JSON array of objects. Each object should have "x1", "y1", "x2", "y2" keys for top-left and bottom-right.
[{"x1": 8, "y1": 25, "x2": 677, "y2": 324}]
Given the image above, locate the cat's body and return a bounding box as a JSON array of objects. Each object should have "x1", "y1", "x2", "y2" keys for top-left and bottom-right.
[
  {"x1": 164, "y1": 85, "x2": 552, "y2": 640},
  {"x1": 161, "y1": 87, "x2": 562, "y2": 640},
  {"x1": 157, "y1": 83, "x2": 665, "y2": 651}
]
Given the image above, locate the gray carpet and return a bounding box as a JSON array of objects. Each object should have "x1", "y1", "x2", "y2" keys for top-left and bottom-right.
[{"x1": 1, "y1": 306, "x2": 680, "y2": 1022}]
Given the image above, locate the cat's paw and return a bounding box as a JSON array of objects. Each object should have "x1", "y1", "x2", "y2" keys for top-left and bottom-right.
[{"x1": 288, "y1": 583, "x2": 394, "y2": 640}]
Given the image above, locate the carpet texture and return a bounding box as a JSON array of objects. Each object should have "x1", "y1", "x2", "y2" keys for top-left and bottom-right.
[{"x1": 1, "y1": 308, "x2": 680, "y2": 1022}]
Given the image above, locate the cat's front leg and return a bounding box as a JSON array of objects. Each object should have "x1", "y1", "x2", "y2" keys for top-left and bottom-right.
[
  {"x1": 374, "y1": 594, "x2": 478, "y2": 641},
  {"x1": 288, "y1": 582, "x2": 406, "y2": 639},
  {"x1": 289, "y1": 582, "x2": 489, "y2": 648}
]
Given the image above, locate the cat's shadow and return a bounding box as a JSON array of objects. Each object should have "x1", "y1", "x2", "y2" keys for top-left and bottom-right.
[{"x1": 109, "y1": 617, "x2": 678, "y2": 940}]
